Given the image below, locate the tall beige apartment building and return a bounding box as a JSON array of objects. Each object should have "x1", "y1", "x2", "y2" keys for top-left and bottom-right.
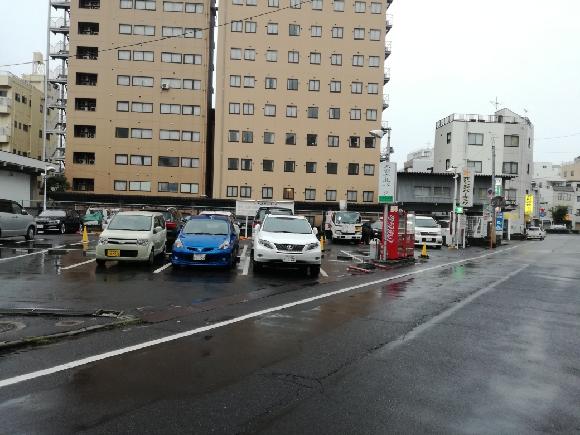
[
  {"x1": 214, "y1": 0, "x2": 392, "y2": 204},
  {"x1": 65, "y1": 0, "x2": 215, "y2": 197}
]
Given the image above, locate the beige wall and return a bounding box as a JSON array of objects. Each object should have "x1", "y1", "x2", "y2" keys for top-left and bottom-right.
[
  {"x1": 214, "y1": 1, "x2": 386, "y2": 203},
  {"x1": 562, "y1": 159, "x2": 580, "y2": 181},
  {"x1": 65, "y1": 0, "x2": 213, "y2": 196}
]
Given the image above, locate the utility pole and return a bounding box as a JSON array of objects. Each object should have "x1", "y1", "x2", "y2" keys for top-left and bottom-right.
[{"x1": 490, "y1": 141, "x2": 496, "y2": 249}]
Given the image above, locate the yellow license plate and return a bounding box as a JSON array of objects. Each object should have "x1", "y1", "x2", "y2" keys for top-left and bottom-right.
[{"x1": 106, "y1": 249, "x2": 120, "y2": 257}]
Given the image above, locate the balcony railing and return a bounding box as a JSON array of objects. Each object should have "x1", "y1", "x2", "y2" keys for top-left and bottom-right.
[
  {"x1": 382, "y1": 94, "x2": 390, "y2": 110},
  {"x1": 0, "y1": 96, "x2": 12, "y2": 112},
  {"x1": 385, "y1": 41, "x2": 392, "y2": 58},
  {"x1": 50, "y1": 0, "x2": 71, "y2": 9},
  {"x1": 383, "y1": 68, "x2": 391, "y2": 84},
  {"x1": 0, "y1": 127, "x2": 11, "y2": 142},
  {"x1": 386, "y1": 14, "x2": 393, "y2": 31},
  {"x1": 436, "y1": 113, "x2": 532, "y2": 128},
  {"x1": 49, "y1": 17, "x2": 69, "y2": 33},
  {"x1": 50, "y1": 42, "x2": 69, "y2": 58}
]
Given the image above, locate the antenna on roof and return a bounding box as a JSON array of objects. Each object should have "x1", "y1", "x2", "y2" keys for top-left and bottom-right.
[{"x1": 490, "y1": 97, "x2": 501, "y2": 111}]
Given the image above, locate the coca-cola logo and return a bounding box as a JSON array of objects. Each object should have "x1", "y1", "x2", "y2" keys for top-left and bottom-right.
[{"x1": 386, "y1": 214, "x2": 396, "y2": 244}]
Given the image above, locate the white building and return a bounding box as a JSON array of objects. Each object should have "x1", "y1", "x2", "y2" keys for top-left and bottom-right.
[
  {"x1": 404, "y1": 148, "x2": 434, "y2": 172},
  {"x1": 0, "y1": 150, "x2": 45, "y2": 208},
  {"x1": 531, "y1": 162, "x2": 565, "y2": 224},
  {"x1": 433, "y1": 108, "x2": 534, "y2": 235}
]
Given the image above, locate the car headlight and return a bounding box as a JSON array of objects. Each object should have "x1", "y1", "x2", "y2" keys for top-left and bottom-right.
[
  {"x1": 98, "y1": 237, "x2": 108, "y2": 245},
  {"x1": 305, "y1": 242, "x2": 320, "y2": 251},
  {"x1": 258, "y1": 239, "x2": 275, "y2": 250},
  {"x1": 174, "y1": 239, "x2": 183, "y2": 249},
  {"x1": 136, "y1": 238, "x2": 150, "y2": 246},
  {"x1": 218, "y1": 240, "x2": 230, "y2": 250}
]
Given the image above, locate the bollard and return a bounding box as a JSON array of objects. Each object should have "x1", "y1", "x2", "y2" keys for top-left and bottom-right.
[
  {"x1": 420, "y1": 242, "x2": 429, "y2": 259},
  {"x1": 82, "y1": 225, "x2": 89, "y2": 244},
  {"x1": 320, "y1": 234, "x2": 325, "y2": 251}
]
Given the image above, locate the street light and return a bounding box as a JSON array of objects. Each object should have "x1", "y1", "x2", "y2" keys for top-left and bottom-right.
[
  {"x1": 446, "y1": 166, "x2": 459, "y2": 248},
  {"x1": 43, "y1": 165, "x2": 56, "y2": 212}
]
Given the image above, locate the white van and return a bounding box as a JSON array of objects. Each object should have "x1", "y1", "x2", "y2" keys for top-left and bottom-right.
[{"x1": 414, "y1": 216, "x2": 443, "y2": 248}]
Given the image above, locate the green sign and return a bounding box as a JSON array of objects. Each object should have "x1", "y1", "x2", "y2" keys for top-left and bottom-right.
[
  {"x1": 379, "y1": 195, "x2": 394, "y2": 203},
  {"x1": 455, "y1": 206, "x2": 464, "y2": 214}
]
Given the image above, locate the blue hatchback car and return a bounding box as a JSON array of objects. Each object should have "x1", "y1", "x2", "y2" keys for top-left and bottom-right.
[{"x1": 171, "y1": 215, "x2": 239, "y2": 268}]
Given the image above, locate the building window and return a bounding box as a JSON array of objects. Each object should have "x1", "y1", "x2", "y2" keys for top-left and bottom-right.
[
  {"x1": 186, "y1": 3, "x2": 204, "y2": 13},
  {"x1": 445, "y1": 159, "x2": 451, "y2": 170},
  {"x1": 240, "y1": 186, "x2": 252, "y2": 198},
  {"x1": 283, "y1": 188, "x2": 294, "y2": 200},
  {"x1": 158, "y1": 156, "x2": 180, "y2": 167},
  {"x1": 353, "y1": 28, "x2": 365, "y2": 40},
  {"x1": 115, "y1": 154, "x2": 128, "y2": 165},
  {"x1": 351, "y1": 82, "x2": 363, "y2": 94},
  {"x1": 331, "y1": 53, "x2": 342, "y2": 65},
  {"x1": 115, "y1": 127, "x2": 129, "y2": 138},
  {"x1": 266, "y1": 50, "x2": 278, "y2": 62},
  {"x1": 366, "y1": 109, "x2": 377, "y2": 121},
  {"x1": 132, "y1": 102, "x2": 153, "y2": 113},
  {"x1": 263, "y1": 159, "x2": 274, "y2": 171},
  {"x1": 264, "y1": 132, "x2": 275, "y2": 144},
  {"x1": 354, "y1": 1, "x2": 366, "y2": 12},
  {"x1": 503, "y1": 162, "x2": 519, "y2": 175},
  {"x1": 129, "y1": 181, "x2": 151, "y2": 192},
  {"x1": 305, "y1": 189, "x2": 316, "y2": 200},
  {"x1": 305, "y1": 162, "x2": 317, "y2": 173},
  {"x1": 350, "y1": 136, "x2": 360, "y2": 148},
  {"x1": 286, "y1": 133, "x2": 296, "y2": 145},
  {"x1": 467, "y1": 160, "x2": 482, "y2": 173},
  {"x1": 264, "y1": 104, "x2": 276, "y2": 117},
  {"x1": 229, "y1": 103, "x2": 240, "y2": 114},
  {"x1": 161, "y1": 51, "x2": 182, "y2": 63},
  {"x1": 446, "y1": 132, "x2": 451, "y2": 144},
  {"x1": 308, "y1": 80, "x2": 320, "y2": 91},
  {"x1": 347, "y1": 190, "x2": 357, "y2": 202},
  {"x1": 242, "y1": 131, "x2": 254, "y2": 143},
  {"x1": 226, "y1": 186, "x2": 238, "y2": 197},
  {"x1": 327, "y1": 162, "x2": 338, "y2": 174},
  {"x1": 468, "y1": 133, "x2": 484, "y2": 145},
  {"x1": 284, "y1": 161, "x2": 296, "y2": 172},
  {"x1": 289, "y1": 0, "x2": 300, "y2": 7},
  {"x1": 265, "y1": 77, "x2": 277, "y2": 89},
  {"x1": 288, "y1": 51, "x2": 299, "y2": 63},
  {"x1": 181, "y1": 157, "x2": 200, "y2": 168},
  {"x1": 244, "y1": 76, "x2": 256, "y2": 88},
  {"x1": 329, "y1": 107, "x2": 340, "y2": 119},
  {"x1": 368, "y1": 56, "x2": 380, "y2": 67},
  {"x1": 244, "y1": 49, "x2": 256, "y2": 60},
  {"x1": 369, "y1": 29, "x2": 381, "y2": 40},
  {"x1": 348, "y1": 163, "x2": 360, "y2": 175},
  {"x1": 114, "y1": 180, "x2": 127, "y2": 191},
  {"x1": 158, "y1": 182, "x2": 179, "y2": 193},
  {"x1": 334, "y1": 0, "x2": 344, "y2": 11},
  {"x1": 117, "y1": 75, "x2": 130, "y2": 86},
  {"x1": 311, "y1": 0, "x2": 322, "y2": 10},
  {"x1": 132, "y1": 128, "x2": 152, "y2": 139},
  {"x1": 286, "y1": 105, "x2": 297, "y2": 118},
  {"x1": 243, "y1": 103, "x2": 254, "y2": 115},
  {"x1": 368, "y1": 83, "x2": 379, "y2": 94},
  {"x1": 180, "y1": 183, "x2": 199, "y2": 194},
  {"x1": 132, "y1": 76, "x2": 154, "y2": 87},
  {"x1": 434, "y1": 187, "x2": 451, "y2": 198},
  {"x1": 352, "y1": 55, "x2": 364, "y2": 66},
  {"x1": 310, "y1": 52, "x2": 321, "y2": 64},
  {"x1": 330, "y1": 80, "x2": 341, "y2": 93},
  {"x1": 331, "y1": 26, "x2": 343, "y2": 38},
  {"x1": 504, "y1": 135, "x2": 519, "y2": 147},
  {"x1": 116, "y1": 101, "x2": 129, "y2": 112},
  {"x1": 267, "y1": 23, "x2": 278, "y2": 34},
  {"x1": 311, "y1": 25, "x2": 322, "y2": 37},
  {"x1": 262, "y1": 187, "x2": 273, "y2": 199},
  {"x1": 245, "y1": 21, "x2": 257, "y2": 33},
  {"x1": 370, "y1": 2, "x2": 382, "y2": 13},
  {"x1": 135, "y1": 0, "x2": 156, "y2": 10},
  {"x1": 228, "y1": 130, "x2": 240, "y2": 142},
  {"x1": 230, "y1": 75, "x2": 241, "y2": 87},
  {"x1": 350, "y1": 109, "x2": 362, "y2": 120},
  {"x1": 230, "y1": 48, "x2": 242, "y2": 60},
  {"x1": 308, "y1": 107, "x2": 319, "y2": 118},
  {"x1": 133, "y1": 50, "x2": 154, "y2": 61},
  {"x1": 228, "y1": 158, "x2": 239, "y2": 170},
  {"x1": 130, "y1": 155, "x2": 152, "y2": 166},
  {"x1": 73, "y1": 178, "x2": 95, "y2": 191},
  {"x1": 164, "y1": 1, "x2": 184, "y2": 12},
  {"x1": 326, "y1": 190, "x2": 337, "y2": 201},
  {"x1": 328, "y1": 136, "x2": 339, "y2": 147},
  {"x1": 307, "y1": 134, "x2": 318, "y2": 146},
  {"x1": 287, "y1": 78, "x2": 299, "y2": 90},
  {"x1": 364, "y1": 164, "x2": 375, "y2": 175},
  {"x1": 365, "y1": 137, "x2": 375, "y2": 148},
  {"x1": 414, "y1": 186, "x2": 431, "y2": 197},
  {"x1": 289, "y1": 24, "x2": 300, "y2": 36},
  {"x1": 363, "y1": 191, "x2": 374, "y2": 202},
  {"x1": 241, "y1": 159, "x2": 252, "y2": 171}
]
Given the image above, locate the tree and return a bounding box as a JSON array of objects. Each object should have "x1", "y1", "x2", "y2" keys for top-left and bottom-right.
[
  {"x1": 46, "y1": 174, "x2": 69, "y2": 193},
  {"x1": 552, "y1": 206, "x2": 570, "y2": 225}
]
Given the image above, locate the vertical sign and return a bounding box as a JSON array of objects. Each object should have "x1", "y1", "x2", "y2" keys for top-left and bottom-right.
[
  {"x1": 496, "y1": 212, "x2": 504, "y2": 231},
  {"x1": 378, "y1": 161, "x2": 397, "y2": 203},
  {"x1": 459, "y1": 167, "x2": 474, "y2": 208},
  {"x1": 524, "y1": 194, "x2": 534, "y2": 215},
  {"x1": 386, "y1": 210, "x2": 399, "y2": 260}
]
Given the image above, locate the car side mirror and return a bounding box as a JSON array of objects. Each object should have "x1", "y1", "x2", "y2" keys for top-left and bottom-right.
[
  {"x1": 254, "y1": 224, "x2": 261, "y2": 232},
  {"x1": 154, "y1": 226, "x2": 163, "y2": 234},
  {"x1": 312, "y1": 227, "x2": 318, "y2": 236}
]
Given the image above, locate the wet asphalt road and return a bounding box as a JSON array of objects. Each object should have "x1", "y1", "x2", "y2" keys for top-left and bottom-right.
[{"x1": 0, "y1": 234, "x2": 579, "y2": 433}]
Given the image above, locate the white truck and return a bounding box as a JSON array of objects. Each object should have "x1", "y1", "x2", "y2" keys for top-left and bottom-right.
[{"x1": 324, "y1": 211, "x2": 362, "y2": 242}]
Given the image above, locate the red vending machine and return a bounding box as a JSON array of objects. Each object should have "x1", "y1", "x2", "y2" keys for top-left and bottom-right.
[{"x1": 381, "y1": 207, "x2": 415, "y2": 261}]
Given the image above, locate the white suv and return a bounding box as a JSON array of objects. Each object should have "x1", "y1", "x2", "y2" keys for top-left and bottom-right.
[
  {"x1": 96, "y1": 211, "x2": 166, "y2": 266},
  {"x1": 252, "y1": 215, "x2": 321, "y2": 276}
]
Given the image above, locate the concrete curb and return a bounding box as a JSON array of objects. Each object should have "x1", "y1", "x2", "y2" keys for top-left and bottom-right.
[{"x1": 0, "y1": 315, "x2": 141, "y2": 352}]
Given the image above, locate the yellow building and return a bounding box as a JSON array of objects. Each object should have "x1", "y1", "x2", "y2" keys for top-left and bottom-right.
[
  {"x1": 213, "y1": 0, "x2": 392, "y2": 204},
  {"x1": 65, "y1": 0, "x2": 215, "y2": 196}
]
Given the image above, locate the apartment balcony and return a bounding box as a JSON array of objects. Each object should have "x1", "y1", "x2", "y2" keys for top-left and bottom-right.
[
  {"x1": 0, "y1": 97, "x2": 11, "y2": 114},
  {"x1": 49, "y1": 17, "x2": 69, "y2": 34},
  {"x1": 385, "y1": 41, "x2": 392, "y2": 58},
  {"x1": 382, "y1": 94, "x2": 390, "y2": 110},
  {"x1": 386, "y1": 0, "x2": 393, "y2": 9},
  {"x1": 49, "y1": 73, "x2": 68, "y2": 85},
  {"x1": 50, "y1": 0, "x2": 70, "y2": 9},
  {"x1": 0, "y1": 127, "x2": 11, "y2": 143},
  {"x1": 50, "y1": 42, "x2": 69, "y2": 59},
  {"x1": 48, "y1": 98, "x2": 67, "y2": 110},
  {"x1": 47, "y1": 123, "x2": 66, "y2": 135},
  {"x1": 383, "y1": 68, "x2": 391, "y2": 84},
  {"x1": 386, "y1": 14, "x2": 393, "y2": 33}
]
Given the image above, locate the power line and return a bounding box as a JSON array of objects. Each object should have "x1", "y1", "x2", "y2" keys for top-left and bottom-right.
[
  {"x1": 0, "y1": 0, "x2": 316, "y2": 69},
  {"x1": 535, "y1": 132, "x2": 580, "y2": 141}
]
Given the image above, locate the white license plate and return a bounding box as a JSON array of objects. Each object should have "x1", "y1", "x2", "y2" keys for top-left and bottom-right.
[
  {"x1": 36, "y1": 225, "x2": 43, "y2": 229},
  {"x1": 283, "y1": 255, "x2": 297, "y2": 263},
  {"x1": 193, "y1": 254, "x2": 206, "y2": 261}
]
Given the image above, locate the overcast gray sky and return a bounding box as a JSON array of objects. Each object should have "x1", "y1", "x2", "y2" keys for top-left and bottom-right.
[{"x1": 1, "y1": 0, "x2": 578, "y2": 166}]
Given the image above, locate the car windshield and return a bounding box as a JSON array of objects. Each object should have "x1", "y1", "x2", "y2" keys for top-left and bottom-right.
[
  {"x1": 107, "y1": 215, "x2": 152, "y2": 231},
  {"x1": 39, "y1": 210, "x2": 66, "y2": 217},
  {"x1": 415, "y1": 217, "x2": 438, "y2": 228},
  {"x1": 262, "y1": 217, "x2": 312, "y2": 234},
  {"x1": 371, "y1": 221, "x2": 383, "y2": 230},
  {"x1": 184, "y1": 219, "x2": 229, "y2": 235},
  {"x1": 335, "y1": 212, "x2": 360, "y2": 224},
  {"x1": 258, "y1": 208, "x2": 292, "y2": 221},
  {"x1": 528, "y1": 227, "x2": 539, "y2": 231}
]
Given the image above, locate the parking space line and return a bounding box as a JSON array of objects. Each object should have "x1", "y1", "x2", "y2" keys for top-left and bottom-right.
[
  {"x1": 238, "y1": 245, "x2": 248, "y2": 271},
  {"x1": 153, "y1": 262, "x2": 172, "y2": 274},
  {"x1": 0, "y1": 245, "x2": 66, "y2": 263},
  {"x1": 60, "y1": 259, "x2": 96, "y2": 271},
  {"x1": 339, "y1": 250, "x2": 365, "y2": 263},
  {"x1": 320, "y1": 268, "x2": 329, "y2": 277},
  {"x1": 242, "y1": 247, "x2": 251, "y2": 276}
]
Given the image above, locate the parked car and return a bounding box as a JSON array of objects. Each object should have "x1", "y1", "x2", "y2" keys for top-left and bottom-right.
[
  {"x1": 35, "y1": 209, "x2": 82, "y2": 234},
  {"x1": 252, "y1": 215, "x2": 321, "y2": 276},
  {"x1": 414, "y1": 216, "x2": 443, "y2": 248},
  {"x1": 83, "y1": 208, "x2": 109, "y2": 230},
  {"x1": 0, "y1": 199, "x2": 35, "y2": 240},
  {"x1": 526, "y1": 226, "x2": 546, "y2": 240},
  {"x1": 199, "y1": 210, "x2": 240, "y2": 235},
  {"x1": 547, "y1": 224, "x2": 569, "y2": 234},
  {"x1": 253, "y1": 207, "x2": 294, "y2": 236},
  {"x1": 96, "y1": 211, "x2": 166, "y2": 266},
  {"x1": 171, "y1": 215, "x2": 239, "y2": 268},
  {"x1": 142, "y1": 207, "x2": 183, "y2": 247}
]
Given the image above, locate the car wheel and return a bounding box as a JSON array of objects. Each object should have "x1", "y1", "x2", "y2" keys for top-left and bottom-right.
[
  {"x1": 147, "y1": 249, "x2": 155, "y2": 266},
  {"x1": 252, "y1": 259, "x2": 263, "y2": 273},
  {"x1": 25, "y1": 226, "x2": 35, "y2": 241},
  {"x1": 96, "y1": 259, "x2": 106, "y2": 267},
  {"x1": 308, "y1": 265, "x2": 320, "y2": 277}
]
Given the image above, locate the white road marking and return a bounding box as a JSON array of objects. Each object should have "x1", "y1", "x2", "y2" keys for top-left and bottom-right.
[
  {"x1": 153, "y1": 262, "x2": 172, "y2": 274},
  {"x1": 238, "y1": 245, "x2": 248, "y2": 271},
  {"x1": 242, "y1": 246, "x2": 251, "y2": 276},
  {"x1": 0, "y1": 245, "x2": 520, "y2": 389},
  {"x1": 339, "y1": 250, "x2": 365, "y2": 263},
  {"x1": 0, "y1": 245, "x2": 66, "y2": 264},
  {"x1": 378, "y1": 264, "x2": 530, "y2": 354},
  {"x1": 60, "y1": 259, "x2": 96, "y2": 271},
  {"x1": 320, "y1": 268, "x2": 329, "y2": 277}
]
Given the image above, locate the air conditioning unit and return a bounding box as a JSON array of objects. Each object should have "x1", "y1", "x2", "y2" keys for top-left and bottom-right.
[{"x1": 161, "y1": 83, "x2": 170, "y2": 90}]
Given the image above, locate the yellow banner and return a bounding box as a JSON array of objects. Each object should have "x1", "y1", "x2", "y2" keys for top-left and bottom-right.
[{"x1": 525, "y1": 194, "x2": 534, "y2": 215}]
